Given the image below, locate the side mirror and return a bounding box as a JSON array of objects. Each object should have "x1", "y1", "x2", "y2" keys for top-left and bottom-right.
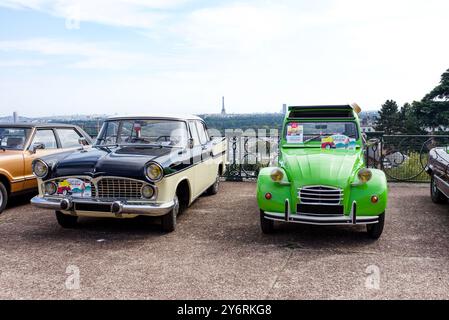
[
  {"x1": 78, "y1": 137, "x2": 89, "y2": 146},
  {"x1": 366, "y1": 138, "x2": 380, "y2": 148},
  {"x1": 187, "y1": 138, "x2": 195, "y2": 149},
  {"x1": 31, "y1": 142, "x2": 45, "y2": 154}
]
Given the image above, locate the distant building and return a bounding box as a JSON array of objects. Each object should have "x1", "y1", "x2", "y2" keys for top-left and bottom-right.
[
  {"x1": 221, "y1": 96, "x2": 226, "y2": 116},
  {"x1": 282, "y1": 104, "x2": 287, "y2": 114},
  {"x1": 361, "y1": 126, "x2": 375, "y2": 133}
]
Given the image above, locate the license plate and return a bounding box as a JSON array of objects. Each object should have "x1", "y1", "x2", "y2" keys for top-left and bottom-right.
[{"x1": 57, "y1": 178, "x2": 92, "y2": 198}]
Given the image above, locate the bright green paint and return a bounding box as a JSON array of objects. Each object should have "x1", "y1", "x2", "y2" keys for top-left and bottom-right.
[{"x1": 257, "y1": 107, "x2": 388, "y2": 217}]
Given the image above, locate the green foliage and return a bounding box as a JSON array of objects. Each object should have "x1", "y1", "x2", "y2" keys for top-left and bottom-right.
[
  {"x1": 375, "y1": 100, "x2": 401, "y2": 133},
  {"x1": 200, "y1": 114, "x2": 284, "y2": 134}
]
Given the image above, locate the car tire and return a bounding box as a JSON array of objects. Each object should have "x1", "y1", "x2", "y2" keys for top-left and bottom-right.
[
  {"x1": 260, "y1": 210, "x2": 274, "y2": 234},
  {"x1": 0, "y1": 181, "x2": 7, "y2": 214},
  {"x1": 366, "y1": 213, "x2": 385, "y2": 239},
  {"x1": 161, "y1": 194, "x2": 179, "y2": 233},
  {"x1": 431, "y1": 174, "x2": 447, "y2": 204},
  {"x1": 206, "y1": 174, "x2": 220, "y2": 195},
  {"x1": 55, "y1": 211, "x2": 78, "y2": 228}
]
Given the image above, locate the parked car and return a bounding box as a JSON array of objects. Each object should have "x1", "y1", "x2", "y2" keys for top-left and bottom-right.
[
  {"x1": 0, "y1": 123, "x2": 92, "y2": 214},
  {"x1": 31, "y1": 115, "x2": 227, "y2": 232},
  {"x1": 425, "y1": 147, "x2": 449, "y2": 204},
  {"x1": 256, "y1": 104, "x2": 388, "y2": 239}
]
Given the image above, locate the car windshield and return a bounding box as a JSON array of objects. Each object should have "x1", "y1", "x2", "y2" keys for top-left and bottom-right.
[
  {"x1": 0, "y1": 126, "x2": 31, "y2": 150},
  {"x1": 285, "y1": 122, "x2": 358, "y2": 145},
  {"x1": 96, "y1": 119, "x2": 189, "y2": 148}
]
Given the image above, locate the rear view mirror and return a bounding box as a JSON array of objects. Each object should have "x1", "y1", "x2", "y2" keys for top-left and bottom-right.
[
  {"x1": 187, "y1": 138, "x2": 194, "y2": 149},
  {"x1": 31, "y1": 142, "x2": 45, "y2": 154},
  {"x1": 78, "y1": 137, "x2": 89, "y2": 146}
]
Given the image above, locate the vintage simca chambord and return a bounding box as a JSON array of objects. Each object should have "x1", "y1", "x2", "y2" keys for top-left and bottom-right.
[
  {"x1": 257, "y1": 104, "x2": 388, "y2": 239},
  {"x1": 425, "y1": 147, "x2": 449, "y2": 204},
  {"x1": 0, "y1": 123, "x2": 91, "y2": 214},
  {"x1": 31, "y1": 115, "x2": 226, "y2": 232}
]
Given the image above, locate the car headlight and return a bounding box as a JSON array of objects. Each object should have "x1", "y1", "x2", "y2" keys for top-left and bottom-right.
[
  {"x1": 144, "y1": 162, "x2": 164, "y2": 182},
  {"x1": 33, "y1": 160, "x2": 49, "y2": 178},
  {"x1": 141, "y1": 185, "x2": 155, "y2": 199},
  {"x1": 270, "y1": 168, "x2": 284, "y2": 182},
  {"x1": 44, "y1": 182, "x2": 57, "y2": 195},
  {"x1": 358, "y1": 168, "x2": 372, "y2": 184}
]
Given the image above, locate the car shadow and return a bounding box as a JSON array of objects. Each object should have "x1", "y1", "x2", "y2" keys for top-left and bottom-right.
[{"x1": 5, "y1": 193, "x2": 35, "y2": 210}]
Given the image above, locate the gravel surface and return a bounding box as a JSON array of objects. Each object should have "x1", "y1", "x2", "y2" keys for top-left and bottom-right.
[{"x1": 0, "y1": 182, "x2": 448, "y2": 299}]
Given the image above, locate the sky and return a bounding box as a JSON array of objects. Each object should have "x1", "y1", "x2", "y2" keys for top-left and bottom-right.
[{"x1": 0, "y1": 0, "x2": 448, "y2": 117}]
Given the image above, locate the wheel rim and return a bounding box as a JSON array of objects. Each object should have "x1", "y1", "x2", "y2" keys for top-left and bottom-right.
[{"x1": 0, "y1": 190, "x2": 3, "y2": 207}]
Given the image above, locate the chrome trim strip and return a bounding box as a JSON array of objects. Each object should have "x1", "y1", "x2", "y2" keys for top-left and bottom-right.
[{"x1": 263, "y1": 211, "x2": 379, "y2": 226}]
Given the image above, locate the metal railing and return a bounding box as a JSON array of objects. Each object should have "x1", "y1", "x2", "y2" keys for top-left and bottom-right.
[{"x1": 223, "y1": 132, "x2": 449, "y2": 183}]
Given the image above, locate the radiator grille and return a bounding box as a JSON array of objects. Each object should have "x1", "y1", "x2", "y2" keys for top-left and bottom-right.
[
  {"x1": 97, "y1": 178, "x2": 143, "y2": 199},
  {"x1": 298, "y1": 186, "x2": 343, "y2": 205}
]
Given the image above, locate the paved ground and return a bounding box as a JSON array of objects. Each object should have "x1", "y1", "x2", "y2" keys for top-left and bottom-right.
[{"x1": 0, "y1": 182, "x2": 448, "y2": 300}]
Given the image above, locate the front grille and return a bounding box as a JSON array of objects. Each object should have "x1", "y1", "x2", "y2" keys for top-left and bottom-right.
[
  {"x1": 298, "y1": 186, "x2": 343, "y2": 205},
  {"x1": 297, "y1": 204, "x2": 344, "y2": 215},
  {"x1": 97, "y1": 178, "x2": 143, "y2": 199}
]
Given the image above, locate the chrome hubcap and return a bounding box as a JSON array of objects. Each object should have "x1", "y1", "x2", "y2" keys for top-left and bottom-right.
[
  {"x1": 173, "y1": 196, "x2": 180, "y2": 216},
  {"x1": 432, "y1": 179, "x2": 437, "y2": 194},
  {"x1": 0, "y1": 191, "x2": 3, "y2": 207}
]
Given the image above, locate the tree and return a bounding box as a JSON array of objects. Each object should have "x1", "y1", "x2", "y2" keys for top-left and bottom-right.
[
  {"x1": 399, "y1": 103, "x2": 424, "y2": 134},
  {"x1": 414, "y1": 68, "x2": 449, "y2": 132},
  {"x1": 375, "y1": 100, "x2": 401, "y2": 133}
]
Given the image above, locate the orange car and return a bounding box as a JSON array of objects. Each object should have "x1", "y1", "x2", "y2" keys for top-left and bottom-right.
[{"x1": 0, "y1": 123, "x2": 92, "y2": 213}]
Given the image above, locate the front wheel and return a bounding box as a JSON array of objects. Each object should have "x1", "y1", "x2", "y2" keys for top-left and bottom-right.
[
  {"x1": 260, "y1": 210, "x2": 274, "y2": 234},
  {"x1": 0, "y1": 181, "x2": 8, "y2": 214},
  {"x1": 161, "y1": 195, "x2": 179, "y2": 233},
  {"x1": 366, "y1": 213, "x2": 385, "y2": 239},
  {"x1": 55, "y1": 211, "x2": 78, "y2": 228},
  {"x1": 431, "y1": 174, "x2": 447, "y2": 204}
]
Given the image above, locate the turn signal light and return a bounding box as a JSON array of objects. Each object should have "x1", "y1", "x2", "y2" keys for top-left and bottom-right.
[
  {"x1": 371, "y1": 195, "x2": 379, "y2": 203},
  {"x1": 265, "y1": 193, "x2": 272, "y2": 200}
]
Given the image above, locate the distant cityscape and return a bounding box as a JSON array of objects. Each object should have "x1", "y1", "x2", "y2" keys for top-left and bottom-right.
[{"x1": 0, "y1": 100, "x2": 379, "y2": 137}]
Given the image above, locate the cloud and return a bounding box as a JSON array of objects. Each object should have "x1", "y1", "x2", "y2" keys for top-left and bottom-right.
[
  {"x1": 0, "y1": 59, "x2": 46, "y2": 67},
  {"x1": 0, "y1": 0, "x2": 192, "y2": 28}
]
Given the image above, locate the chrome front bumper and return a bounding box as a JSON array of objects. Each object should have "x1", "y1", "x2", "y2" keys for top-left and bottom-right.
[
  {"x1": 31, "y1": 196, "x2": 174, "y2": 217},
  {"x1": 263, "y1": 200, "x2": 380, "y2": 226}
]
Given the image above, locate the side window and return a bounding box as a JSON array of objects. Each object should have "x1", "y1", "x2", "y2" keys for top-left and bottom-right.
[
  {"x1": 188, "y1": 121, "x2": 200, "y2": 146},
  {"x1": 32, "y1": 129, "x2": 57, "y2": 149},
  {"x1": 56, "y1": 128, "x2": 83, "y2": 148},
  {"x1": 195, "y1": 121, "x2": 208, "y2": 145}
]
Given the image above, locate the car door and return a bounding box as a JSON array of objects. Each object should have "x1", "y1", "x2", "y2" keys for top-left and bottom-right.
[
  {"x1": 23, "y1": 128, "x2": 60, "y2": 190},
  {"x1": 187, "y1": 121, "x2": 204, "y2": 197},
  {"x1": 195, "y1": 120, "x2": 216, "y2": 190}
]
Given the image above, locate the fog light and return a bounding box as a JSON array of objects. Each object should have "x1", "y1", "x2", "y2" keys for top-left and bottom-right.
[
  {"x1": 265, "y1": 193, "x2": 272, "y2": 200},
  {"x1": 141, "y1": 185, "x2": 155, "y2": 199},
  {"x1": 44, "y1": 182, "x2": 57, "y2": 195},
  {"x1": 371, "y1": 195, "x2": 379, "y2": 203}
]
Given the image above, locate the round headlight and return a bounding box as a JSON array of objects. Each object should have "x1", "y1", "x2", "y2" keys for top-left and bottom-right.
[
  {"x1": 270, "y1": 168, "x2": 284, "y2": 182},
  {"x1": 141, "y1": 185, "x2": 155, "y2": 199},
  {"x1": 358, "y1": 168, "x2": 372, "y2": 183},
  {"x1": 44, "y1": 182, "x2": 57, "y2": 195},
  {"x1": 144, "y1": 162, "x2": 164, "y2": 182},
  {"x1": 33, "y1": 160, "x2": 49, "y2": 178}
]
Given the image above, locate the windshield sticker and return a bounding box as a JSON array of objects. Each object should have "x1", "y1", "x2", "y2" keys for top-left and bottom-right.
[
  {"x1": 57, "y1": 179, "x2": 92, "y2": 198},
  {"x1": 286, "y1": 123, "x2": 304, "y2": 143},
  {"x1": 321, "y1": 135, "x2": 356, "y2": 150}
]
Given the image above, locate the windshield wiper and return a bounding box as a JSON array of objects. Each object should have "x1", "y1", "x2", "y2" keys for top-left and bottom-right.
[{"x1": 303, "y1": 134, "x2": 328, "y2": 144}]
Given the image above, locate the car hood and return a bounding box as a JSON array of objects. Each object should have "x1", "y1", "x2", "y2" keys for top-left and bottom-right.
[
  {"x1": 49, "y1": 146, "x2": 172, "y2": 180},
  {"x1": 281, "y1": 148, "x2": 363, "y2": 189}
]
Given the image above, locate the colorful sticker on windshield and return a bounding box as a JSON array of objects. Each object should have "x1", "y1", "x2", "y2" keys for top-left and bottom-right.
[
  {"x1": 286, "y1": 123, "x2": 303, "y2": 143},
  {"x1": 321, "y1": 135, "x2": 356, "y2": 150},
  {"x1": 57, "y1": 178, "x2": 92, "y2": 198}
]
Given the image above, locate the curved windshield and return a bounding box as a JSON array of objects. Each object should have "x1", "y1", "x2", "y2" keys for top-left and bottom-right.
[
  {"x1": 96, "y1": 119, "x2": 189, "y2": 148},
  {"x1": 0, "y1": 127, "x2": 31, "y2": 150},
  {"x1": 285, "y1": 122, "x2": 359, "y2": 145}
]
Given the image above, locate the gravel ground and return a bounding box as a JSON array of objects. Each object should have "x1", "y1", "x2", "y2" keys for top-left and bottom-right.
[{"x1": 0, "y1": 182, "x2": 448, "y2": 299}]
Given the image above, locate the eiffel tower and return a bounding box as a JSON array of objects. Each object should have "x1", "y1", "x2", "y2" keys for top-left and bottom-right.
[{"x1": 221, "y1": 96, "x2": 226, "y2": 116}]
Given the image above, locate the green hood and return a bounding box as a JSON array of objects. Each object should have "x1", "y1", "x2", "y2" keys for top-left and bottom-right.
[{"x1": 281, "y1": 148, "x2": 363, "y2": 189}]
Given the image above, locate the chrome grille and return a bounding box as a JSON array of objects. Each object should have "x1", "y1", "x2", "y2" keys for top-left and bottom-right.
[
  {"x1": 97, "y1": 178, "x2": 143, "y2": 199},
  {"x1": 298, "y1": 186, "x2": 343, "y2": 205}
]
